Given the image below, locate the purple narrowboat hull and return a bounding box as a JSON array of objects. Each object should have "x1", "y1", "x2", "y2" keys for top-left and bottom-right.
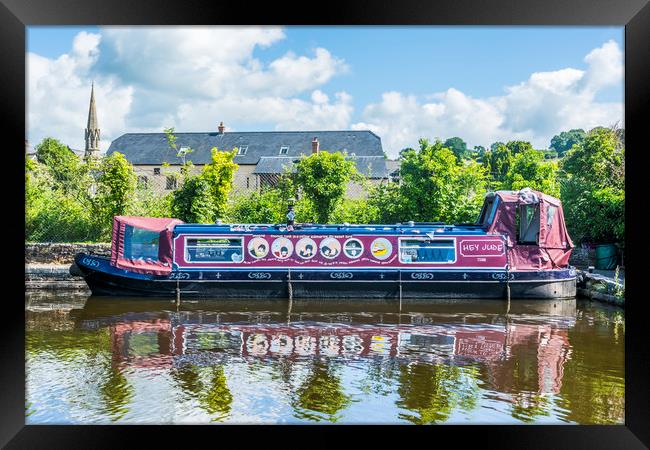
[{"x1": 74, "y1": 253, "x2": 576, "y2": 300}]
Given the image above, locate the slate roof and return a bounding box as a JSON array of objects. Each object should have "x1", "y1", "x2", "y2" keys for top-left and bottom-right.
[
  {"x1": 386, "y1": 159, "x2": 401, "y2": 176},
  {"x1": 107, "y1": 130, "x2": 384, "y2": 166},
  {"x1": 253, "y1": 156, "x2": 298, "y2": 175},
  {"x1": 252, "y1": 154, "x2": 389, "y2": 178}
]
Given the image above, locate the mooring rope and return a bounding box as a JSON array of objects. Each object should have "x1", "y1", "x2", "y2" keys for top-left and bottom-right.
[
  {"x1": 504, "y1": 235, "x2": 511, "y2": 314},
  {"x1": 287, "y1": 268, "x2": 293, "y2": 303}
]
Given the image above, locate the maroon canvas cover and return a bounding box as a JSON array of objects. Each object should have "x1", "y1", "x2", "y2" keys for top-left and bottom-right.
[
  {"x1": 487, "y1": 189, "x2": 574, "y2": 270},
  {"x1": 111, "y1": 216, "x2": 183, "y2": 275}
]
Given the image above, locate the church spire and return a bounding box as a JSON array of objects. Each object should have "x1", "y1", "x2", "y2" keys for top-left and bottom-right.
[{"x1": 84, "y1": 82, "x2": 100, "y2": 160}]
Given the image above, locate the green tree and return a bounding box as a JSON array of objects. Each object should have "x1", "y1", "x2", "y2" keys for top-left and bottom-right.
[
  {"x1": 171, "y1": 176, "x2": 214, "y2": 223},
  {"x1": 94, "y1": 152, "x2": 137, "y2": 236},
  {"x1": 443, "y1": 137, "x2": 470, "y2": 161},
  {"x1": 294, "y1": 151, "x2": 357, "y2": 223},
  {"x1": 369, "y1": 139, "x2": 488, "y2": 224},
  {"x1": 227, "y1": 189, "x2": 287, "y2": 224},
  {"x1": 503, "y1": 150, "x2": 560, "y2": 198},
  {"x1": 169, "y1": 147, "x2": 238, "y2": 223},
  {"x1": 505, "y1": 140, "x2": 534, "y2": 155},
  {"x1": 35, "y1": 138, "x2": 86, "y2": 194},
  {"x1": 560, "y1": 126, "x2": 624, "y2": 243},
  {"x1": 200, "y1": 148, "x2": 238, "y2": 220},
  {"x1": 550, "y1": 129, "x2": 586, "y2": 157},
  {"x1": 490, "y1": 141, "x2": 505, "y2": 152},
  {"x1": 483, "y1": 143, "x2": 513, "y2": 183}
]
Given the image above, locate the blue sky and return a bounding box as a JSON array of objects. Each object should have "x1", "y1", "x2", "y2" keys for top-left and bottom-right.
[{"x1": 27, "y1": 26, "x2": 624, "y2": 157}]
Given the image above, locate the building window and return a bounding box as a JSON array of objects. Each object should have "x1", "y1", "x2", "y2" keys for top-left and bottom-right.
[
  {"x1": 166, "y1": 176, "x2": 177, "y2": 190},
  {"x1": 279, "y1": 146, "x2": 289, "y2": 155},
  {"x1": 246, "y1": 177, "x2": 250, "y2": 189},
  {"x1": 137, "y1": 175, "x2": 149, "y2": 188},
  {"x1": 153, "y1": 168, "x2": 161, "y2": 175},
  {"x1": 238, "y1": 146, "x2": 248, "y2": 155},
  {"x1": 399, "y1": 239, "x2": 456, "y2": 264},
  {"x1": 185, "y1": 237, "x2": 244, "y2": 263}
]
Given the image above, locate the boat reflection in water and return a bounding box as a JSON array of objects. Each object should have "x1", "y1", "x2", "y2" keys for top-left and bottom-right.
[
  {"x1": 80, "y1": 299, "x2": 572, "y2": 393},
  {"x1": 27, "y1": 294, "x2": 624, "y2": 424}
]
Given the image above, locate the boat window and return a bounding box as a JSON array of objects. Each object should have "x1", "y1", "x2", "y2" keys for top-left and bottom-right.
[
  {"x1": 518, "y1": 204, "x2": 540, "y2": 244},
  {"x1": 399, "y1": 239, "x2": 456, "y2": 263},
  {"x1": 478, "y1": 196, "x2": 499, "y2": 227},
  {"x1": 123, "y1": 226, "x2": 160, "y2": 261},
  {"x1": 185, "y1": 237, "x2": 244, "y2": 263}
]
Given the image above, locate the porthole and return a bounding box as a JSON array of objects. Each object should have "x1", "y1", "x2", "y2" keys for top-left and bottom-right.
[{"x1": 343, "y1": 238, "x2": 364, "y2": 259}]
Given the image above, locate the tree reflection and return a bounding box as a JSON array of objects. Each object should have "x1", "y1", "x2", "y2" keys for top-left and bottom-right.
[
  {"x1": 99, "y1": 365, "x2": 134, "y2": 421},
  {"x1": 509, "y1": 392, "x2": 551, "y2": 422},
  {"x1": 396, "y1": 362, "x2": 479, "y2": 424},
  {"x1": 556, "y1": 308, "x2": 625, "y2": 424},
  {"x1": 291, "y1": 359, "x2": 352, "y2": 423},
  {"x1": 170, "y1": 364, "x2": 233, "y2": 422},
  {"x1": 199, "y1": 366, "x2": 233, "y2": 421}
]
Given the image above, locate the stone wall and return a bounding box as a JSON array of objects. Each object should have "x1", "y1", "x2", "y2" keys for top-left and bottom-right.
[{"x1": 25, "y1": 243, "x2": 111, "y2": 264}]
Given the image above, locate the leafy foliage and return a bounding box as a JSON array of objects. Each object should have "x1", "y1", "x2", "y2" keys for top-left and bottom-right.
[
  {"x1": 560, "y1": 126, "x2": 625, "y2": 243},
  {"x1": 171, "y1": 176, "x2": 214, "y2": 223},
  {"x1": 94, "y1": 152, "x2": 137, "y2": 236},
  {"x1": 170, "y1": 147, "x2": 238, "y2": 223},
  {"x1": 550, "y1": 129, "x2": 586, "y2": 157},
  {"x1": 502, "y1": 150, "x2": 560, "y2": 198},
  {"x1": 200, "y1": 148, "x2": 238, "y2": 219},
  {"x1": 369, "y1": 139, "x2": 488, "y2": 224},
  {"x1": 294, "y1": 151, "x2": 357, "y2": 223},
  {"x1": 443, "y1": 137, "x2": 470, "y2": 161}
]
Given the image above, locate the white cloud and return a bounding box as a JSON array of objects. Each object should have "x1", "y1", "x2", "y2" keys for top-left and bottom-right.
[
  {"x1": 353, "y1": 40, "x2": 623, "y2": 157},
  {"x1": 27, "y1": 32, "x2": 134, "y2": 152},
  {"x1": 27, "y1": 27, "x2": 350, "y2": 152},
  {"x1": 28, "y1": 31, "x2": 623, "y2": 160}
]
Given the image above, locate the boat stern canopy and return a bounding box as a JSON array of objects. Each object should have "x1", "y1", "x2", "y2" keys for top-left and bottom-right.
[
  {"x1": 484, "y1": 188, "x2": 574, "y2": 269},
  {"x1": 111, "y1": 216, "x2": 183, "y2": 275}
]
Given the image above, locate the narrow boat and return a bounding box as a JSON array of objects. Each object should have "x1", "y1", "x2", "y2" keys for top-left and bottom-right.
[{"x1": 74, "y1": 188, "x2": 577, "y2": 299}]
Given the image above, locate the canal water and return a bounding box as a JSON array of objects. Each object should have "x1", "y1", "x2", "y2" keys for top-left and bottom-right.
[{"x1": 25, "y1": 292, "x2": 624, "y2": 424}]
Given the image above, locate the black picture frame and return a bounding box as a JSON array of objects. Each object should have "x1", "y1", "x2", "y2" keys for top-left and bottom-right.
[{"x1": 3, "y1": 0, "x2": 649, "y2": 447}]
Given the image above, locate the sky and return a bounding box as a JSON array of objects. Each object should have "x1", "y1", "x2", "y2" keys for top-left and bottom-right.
[{"x1": 27, "y1": 26, "x2": 624, "y2": 158}]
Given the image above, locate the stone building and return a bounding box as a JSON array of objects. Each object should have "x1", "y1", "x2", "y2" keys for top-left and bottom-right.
[{"x1": 107, "y1": 123, "x2": 395, "y2": 198}]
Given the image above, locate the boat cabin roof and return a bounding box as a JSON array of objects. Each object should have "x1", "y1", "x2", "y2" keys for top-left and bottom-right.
[{"x1": 173, "y1": 222, "x2": 490, "y2": 236}]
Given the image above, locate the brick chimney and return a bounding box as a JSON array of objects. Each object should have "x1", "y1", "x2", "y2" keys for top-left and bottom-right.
[
  {"x1": 311, "y1": 137, "x2": 319, "y2": 154},
  {"x1": 218, "y1": 121, "x2": 225, "y2": 134}
]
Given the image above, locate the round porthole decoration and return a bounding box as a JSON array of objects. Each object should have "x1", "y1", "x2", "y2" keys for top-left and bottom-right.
[
  {"x1": 319, "y1": 237, "x2": 342, "y2": 259},
  {"x1": 248, "y1": 237, "x2": 269, "y2": 259},
  {"x1": 296, "y1": 237, "x2": 317, "y2": 260},
  {"x1": 370, "y1": 238, "x2": 393, "y2": 260},
  {"x1": 343, "y1": 238, "x2": 364, "y2": 259},
  {"x1": 271, "y1": 237, "x2": 294, "y2": 260}
]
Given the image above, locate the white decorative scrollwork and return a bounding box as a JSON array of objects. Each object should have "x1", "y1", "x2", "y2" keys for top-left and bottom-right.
[
  {"x1": 169, "y1": 272, "x2": 190, "y2": 280},
  {"x1": 248, "y1": 272, "x2": 272, "y2": 280},
  {"x1": 410, "y1": 272, "x2": 435, "y2": 280},
  {"x1": 81, "y1": 258, "x2": 100, "y2": 268},
  {"x1": 491, "y1": 272, "x2": 515, "y2": 280},
  {"x1": 330, "y1": 272, "x2": 353, "y2": 279}
]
